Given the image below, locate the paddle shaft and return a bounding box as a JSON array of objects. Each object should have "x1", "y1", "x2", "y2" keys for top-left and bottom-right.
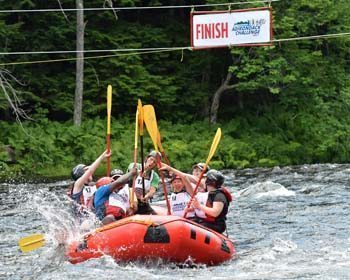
[
  {"x1": 138, "y1": 100, "x2": 146, "y2": 197},
  {"x1": 130, "y1": 108, "x2": 139, "y2": 209},
  {"x1": 183, "y1": 128, "x2": 222, "y2": 218},
  {"x1": 140, "y1": 135, "x2": 146, "y2": 197},
  {"x1": 143, "y1": 104, "x2": 171, "y2": 214},
  {"x1": 106, "y1": 85, "x2": 112, "y2": 176},
  {"x1": 106, "y1": 134, "x2": 111, "y2": 175},
  {"x1": 183, "y1": 166, "x2": 207, "y2": 218},
  {"x1": 157, "y1": 132, "x2": 170, "y2": 165},
  {"x1": 157, "y1": 159, "x2": 171, "y2": 215}
]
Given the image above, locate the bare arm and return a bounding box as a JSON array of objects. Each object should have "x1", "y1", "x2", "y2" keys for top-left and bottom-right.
[
  {"x1": 143, "y1": 186, "x2": 156, "y2": 201},
  {"x1": 159, "y1": 162, "x2": 187, "y2": 177},
  {"x1": 73, "y1": 150, "x2": 110, "y2": 194},
  {"x1": 159, "y1": 163, "x2": 196, "y2": 195},
  {"x1": 159, "y1": 163, "x2": 205, "y2": 191},
  {"x1": 193, "y1": 200, "x2": 224, "y2": 218},
  {"x1": 109, "y1": 169, "x2": 137, "y2": 193}
]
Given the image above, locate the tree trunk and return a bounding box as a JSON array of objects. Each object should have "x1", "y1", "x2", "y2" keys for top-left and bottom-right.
[
  {"x1": 74, "y1": 0, "x2": 84, "y2": 126},
  {"x1": 210, "y1": 72, "x2": 234, "y2": 124}
]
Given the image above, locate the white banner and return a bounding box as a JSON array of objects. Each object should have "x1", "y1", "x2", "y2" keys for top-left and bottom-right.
[{"x1": 191, "y1": 8, "x2": 272, "y2": 49}]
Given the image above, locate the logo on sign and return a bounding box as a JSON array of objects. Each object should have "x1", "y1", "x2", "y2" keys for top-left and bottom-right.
[{"x1": 232, "y1": 18, "x2": 266, "y2": 36}]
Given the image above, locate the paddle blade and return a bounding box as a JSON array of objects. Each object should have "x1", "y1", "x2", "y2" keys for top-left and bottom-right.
[
  {"x1": 138, "y1": 99, "x2": 144, "y2": 136},
  {"x1": 143, "y1": 105, "x2": 159, "y2": 151},
  {"x1": 205, "y1": 128, "x2": 222, "y2": 165},
  {"x1": 107, "y1": 85, "x2": 112, "y2": 135},
  {"x1": 18, "y1": 234, "x2": 45, "y2": 253},
  {"x1": 157, "y1": 131, "x2": 164, "y2": 152}
]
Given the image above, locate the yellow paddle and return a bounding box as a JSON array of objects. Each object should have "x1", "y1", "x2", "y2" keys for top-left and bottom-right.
[
  {"x1": 138, "y1": 99, "x2": 146, "y2": 197},
  {"x1": 130, "y1": 103, "x2": 139, "y2": 209},
  {"x1": 143, "y1": 104, "x2": 171, "y2": 214},
  {"x1": 143, "y1": 105, "x2": 159, "y2": 151},
  {"x1": 18, "y1": 233, "x2": 45, "y2": 253},
  {"x1": 142, "y1": 105, "x2": 169, "y2": 164},
  {"x1": 106, "y1": 85, "x2": 112, "y2": 176},
  {"x1": 183, "y1": 128, "x2": 222, "y2": 218},
  {"x1": 156, "y1": 130, "x2": 170, "y2": 165}
]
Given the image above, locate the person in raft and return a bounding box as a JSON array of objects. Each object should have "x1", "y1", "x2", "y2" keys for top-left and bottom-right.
[
  {"x1": 132, "y1": 150, "x2": 161, "y2": 214},
  {"x1": 163, "y1": 162, "x2": 208, "y2": 193},
  {"x1": 93, "y1": 168, "x2": 138, "y2": 225},
  {"x1": 68, "y1": 150, "x2": 111, "y2": 219},
  {"x1": 191, "y1": 169, "x2": 232, "y2": 234},
  {"x1": 159, "y1": 163, "x2": 207, "y2": 219},
  {"x1": 191, "y1": 163, "x2": 209, "y2": 192}
]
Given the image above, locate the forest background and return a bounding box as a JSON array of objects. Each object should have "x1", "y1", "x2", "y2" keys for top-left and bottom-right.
[{"x1": 0, "y1": 0, "x2": 350, "y2": 179}]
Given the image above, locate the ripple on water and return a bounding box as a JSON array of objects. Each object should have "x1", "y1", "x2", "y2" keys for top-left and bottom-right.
[{"x1": 2, "y1": 164, "x2": 350, "y2": 279}]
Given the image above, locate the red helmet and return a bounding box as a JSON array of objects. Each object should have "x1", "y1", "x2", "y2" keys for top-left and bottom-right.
[
  {"x1": 170, "y1": 174, "x2": 182, "y2": 182},
  {"x1": 96, "y1": 177, "x2": 113, "y2": 188}
]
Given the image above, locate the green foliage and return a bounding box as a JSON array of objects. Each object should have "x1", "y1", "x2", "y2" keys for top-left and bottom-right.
[{"x1": 1, "y1": 0, "x2": 350, "y2": 178}]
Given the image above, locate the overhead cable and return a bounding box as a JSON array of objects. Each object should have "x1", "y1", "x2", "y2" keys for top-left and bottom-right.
[
  {"x1": 0, "y1": 32, "x2": 349, "y2": 66},
  {"x1": 0, "y1": 32, "x2": 349, "y2": 56},
  {"x1": 0, "y1": 0, "x2": 280, "y2": 13},
  {"x1": 0, "y1": 47, "x2": 186, "y2": 56}
]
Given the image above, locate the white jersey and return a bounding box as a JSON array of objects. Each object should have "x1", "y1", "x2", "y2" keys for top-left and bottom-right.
[
  {"x1": 170, "y1": 191, "x2": 195, "y2": 218},
  {"x1": 82, "y1": 185, "x2": 96, "y2": 206},
  {"x1": 134, "y1": 171, "x2": 154, "y2": 193},
  {"x1": 194, "y1": 191, "x2": 208, "y2": 218},
  {"x1": 108, "y1": 185, "x2": 131, "y2": 213}
]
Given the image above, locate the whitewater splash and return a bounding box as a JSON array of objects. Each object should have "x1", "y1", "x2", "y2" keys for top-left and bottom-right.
[
  {"x1": 237, "y1": 181, "x2": 295, "y2": 198},
  {"x1": 25, "y1": 184, "x2": 99, "y2": 249}
]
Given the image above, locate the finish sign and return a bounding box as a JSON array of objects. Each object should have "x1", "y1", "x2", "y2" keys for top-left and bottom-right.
[{"x1": 191, "y1": 7, "x2": 272, "y2": 49}]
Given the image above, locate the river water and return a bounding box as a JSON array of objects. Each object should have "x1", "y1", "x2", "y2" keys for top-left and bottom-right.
[{"x1": 1, "y1": 164, "x2": 350, "y2": 279}]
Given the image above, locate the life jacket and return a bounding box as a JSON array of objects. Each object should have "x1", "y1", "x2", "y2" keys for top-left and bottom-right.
[
  {"x1": 68, "y1": 184, "x2": 96, "y2": 219},
  {"x1": 101, "y1": 185, "x2": 135, "y2": 220},
  {"x1": 194, "y1": 191, "x2": 208, "y2": 219},
  {"x1": 170, "y1": 190, "x2": 195, "y2": 218},
  {"x1": 134, "y1": 170, "x2": 154, "y2": 195},
  {"x1": 221, "y1": 186, "x2": 233, "y2": 202},
  {"x1": 203, "y1": 187, "x2": 232, "y2": 223}
]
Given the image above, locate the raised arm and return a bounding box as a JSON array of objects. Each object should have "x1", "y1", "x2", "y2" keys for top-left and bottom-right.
[
  {"x1": 109, "y1": 168, "x2": 137, "y2": 193},
  {"x1": 159, "y1": 163, "x2": 193, "y2": 195},
  {"x1": 73, "y1": 150, "x2": 111, "y2": 194}
]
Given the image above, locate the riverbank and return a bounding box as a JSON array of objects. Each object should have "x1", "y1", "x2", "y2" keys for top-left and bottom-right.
[{"x1": 1, "y1": 114, "x2": 350, "y2": 179}]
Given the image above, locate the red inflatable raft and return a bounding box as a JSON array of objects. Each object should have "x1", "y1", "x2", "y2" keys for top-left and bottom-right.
[{"x1": 66, "y1": 214, "x2": 235, "y2": 266}]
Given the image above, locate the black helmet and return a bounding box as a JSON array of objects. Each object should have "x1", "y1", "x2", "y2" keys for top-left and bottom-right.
[
  {"x1": 147, "y1": 150, "x2": 162, "y2": 160},
  {"x1": 205, "y1": 169, "x2": 225, "y2": 188},
  {"x1": 110, "y1": 168, "x2": 124, "y2": 179},
  {"x1": 192, "y1": 163, "x2": 210, "y2": 172},
  {"x1": 71, "y1": 164, "x2": 86, "y2": 180}
]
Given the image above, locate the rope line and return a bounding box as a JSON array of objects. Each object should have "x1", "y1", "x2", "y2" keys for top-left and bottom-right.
[
  {"x1": 0, "y1": 1, "x2": 279, "y2": 13},
  {"x1": 0, "y1": 32, "x2": 349, "y2": 66},
  {"x1": 273, "y1": 32, "x2": 350, "y2": 42},
  {"x1": 0, "y1": 47, "x2": 187, "y2": 56},
  {"x1": 0, "y1": 49, "x2": 180, "y2": 66}
]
